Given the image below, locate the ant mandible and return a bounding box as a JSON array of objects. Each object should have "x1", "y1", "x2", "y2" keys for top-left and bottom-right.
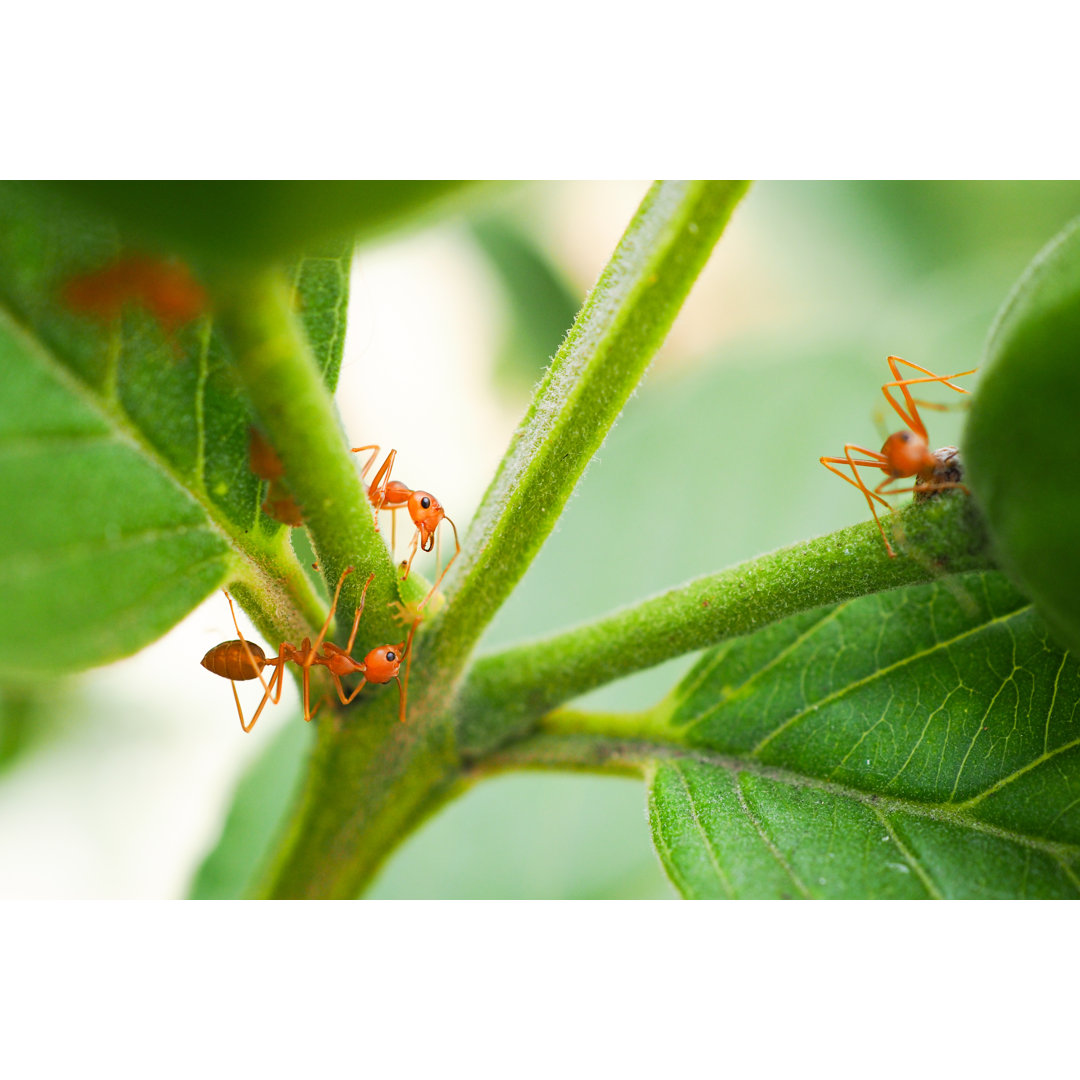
[
  {"x1": 200, "y1": 568, "x2": 417, "y2": 731},
  {"x1": 351, "y1": 444, "x2": 460, "y2": 599},
  {"x1": 819, "y1": 355, "x2": 976, "y2": 557}
]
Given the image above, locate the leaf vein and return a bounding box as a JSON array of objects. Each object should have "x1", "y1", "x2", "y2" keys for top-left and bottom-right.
[
  {"x1": 672, "y1": 762, "x2": 735, "y2": 898},
  {"x1": 870, "y1": 806, "x2": 942, "y2": 898},
  {"x1": 732, "y1": 772, "x2": 812, "y2": 898},
  {"x1": 751, "y1": 602, "x2": 1033, "y2": 757}
]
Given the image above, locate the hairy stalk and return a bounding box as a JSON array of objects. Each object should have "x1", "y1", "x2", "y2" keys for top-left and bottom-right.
[
  {"x1": 216, "y1": 267, "x2": 462, "y2": 898},
  {"x1": 471, "y1": 724, "x2": 1080, "y2": 870},
  {"x1": 215, "y1": 266, "x2": 400, "y2": 642},
  {"x1": 422, "y1": 181, "x2": 751, "y2": 686},
  {"x1": 228, "y1": 185, "x2": 750, "y2": 897},
  {"x1": 455, "y1": 493, "x2": 996, "y2": 758}
]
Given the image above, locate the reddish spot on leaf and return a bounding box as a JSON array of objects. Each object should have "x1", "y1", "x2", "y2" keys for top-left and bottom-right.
[
  {"x1": 249, "y1": 428, "x2": 303, "y2": 527},
  {"x1": 63, "y1": 254, "x2": 208, "y2": 332},
  {"x1": 249, "y1": 428, "x2": 285, "y2": 482}
]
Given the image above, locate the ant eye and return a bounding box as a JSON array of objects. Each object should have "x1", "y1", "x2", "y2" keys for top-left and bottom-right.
[
  {"x1": 420, "y1": 496, "x2": 431, "y2": 509},
  {"x1": 900, "y1": 432, "x2": 911, "y2": 442},
  {"x1": 386, "y1": 651, "x2": 396, "y2": 663}
]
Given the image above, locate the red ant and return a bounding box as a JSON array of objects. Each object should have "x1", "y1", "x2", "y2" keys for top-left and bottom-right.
[
  {"x1": 200, "y1": 568, "x2": 418, "y2": 731},
  {"x1": 63, "y1": 254, "x2": 208, "y2": 333},
  {"x1": 820, "y1": 356, "x2": 976, "y2": 557},
  {"x1": 351, "y1": 445, "x2": 460, "y2": 598}
]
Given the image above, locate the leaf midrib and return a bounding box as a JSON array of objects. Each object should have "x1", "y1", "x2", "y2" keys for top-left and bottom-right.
[{"x1": 509, "y1": 732, "x2": 1080, "y2": 863}]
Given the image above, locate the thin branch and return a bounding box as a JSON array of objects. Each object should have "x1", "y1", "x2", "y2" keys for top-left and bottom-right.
[
  {"x1": 215, "y1": 266, "x2": 401, "y2": 646},
  {"x1": 421, "y1": 181, "x2": 751, "y2": 687},
  {"x1": 455, "y1": 493, "x2": 995, "y2": 758}
]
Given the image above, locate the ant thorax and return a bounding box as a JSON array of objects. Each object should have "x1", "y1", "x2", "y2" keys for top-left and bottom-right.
[{"x1": 881, "y1": 429, "x2": 930, "y2": 478}]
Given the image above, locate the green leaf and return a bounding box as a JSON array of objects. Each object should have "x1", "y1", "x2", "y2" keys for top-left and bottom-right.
[
  {"x1": 54, "y1": 181, "x2": 486, "y2": 263},
  {"x1": 965, "y1": 215, "x2": 1080, "y2": 654},
  {"x1": 645, "y1": 572, "x2": 1080, "y2": 898},
  {"x1": 0, "y1": 182, "x2": 338, "y2": 676}
]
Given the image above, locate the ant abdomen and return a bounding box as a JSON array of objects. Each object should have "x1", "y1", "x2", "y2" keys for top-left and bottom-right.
[{"x1": 201, "y1": 639, "x2": 267, "y2": 682}]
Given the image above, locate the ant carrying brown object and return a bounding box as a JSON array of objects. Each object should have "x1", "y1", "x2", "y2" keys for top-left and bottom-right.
[
  {"x1": 820, "y1": 356, "x2": 976, "y2": 557},
  {"x1": 200, "y1": 568, "x2": 419, "y2": 731},
  {"x1": 351, "y1": 444, "x2": 460, "y2": 598}
]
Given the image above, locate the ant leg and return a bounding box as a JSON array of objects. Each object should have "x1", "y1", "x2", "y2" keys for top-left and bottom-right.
[
  {"x1": 886, "y1": 356, "x2": 975, "y2": 395},
  {"x1": 228, "y1": 680, "x2": 247, "y2": 732},
  {"x1": 341, "y1": 675, "x2": 369, "y2": 706},
  {"x1": 395, "y1": 675, "x2": 406, "y2": 723},
  {"x1": 419, "y1": 518, "x2": 461, "y2": 611},
  {"x1": 350, "y1": 444, "x2": 382, "y2": 483},
  {"x1": 882, "y1": 374, "x2": 973, "y2": 435},
  {"x1": 401, "y1": 530, "x2": 421, "y2": 580},
  {"x1": 820, "y1": 450, "x2": 892, "y2": 508},
  {"x1": 882, "y1": 356, "x2": 975, "y2": 437},
  {"x1": 219, "y1": 592, "x2": 291, "y2": 731},
  {"x1": 309, "y1": 566, "x2": 354, "y2": 656},
  {"x1": 823, "y1": 445, "x2": 897, "y2": 557},
  {"x1": 240, "y1": 661, "x2": 287, "y2": 734},
  {"x1": 296, "y1": 567, "x2": 357, "y2": 724},
  {"x1": 301, "y1": 662, "x2": 314, "y2": 723},
  {"x1": 343, "y1": 572, "x2": 377, "y2": 655},
  {"x1": 844, "y1": 448, "x2": 899, "y2": 558},
  {"x1": 361, "y1": 449, "x2": 398, "y2": 531},
  {"x1": 223, "y1": 590, "x2": 272, "y2": 698}
]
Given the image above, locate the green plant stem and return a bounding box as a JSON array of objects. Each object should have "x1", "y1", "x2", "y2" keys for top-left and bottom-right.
[
  {"x1": 216, "y1": 266, "x2": 462, "y2": 899},
  {"x1": 422, "y1": 181, "x2": 751, "y2": 687},
  {"x1": 455, "y1": 494, "x2": 996, "y2": 757},
  {"x1": 470, "y1": 726, "x2": 653, "y2": 780},
  {"x1": 215, "y1": 266, "x2": 400, "y2": 643},
  {"x1": 241, "y1": 184, "x2": 752, "y2": 898}
]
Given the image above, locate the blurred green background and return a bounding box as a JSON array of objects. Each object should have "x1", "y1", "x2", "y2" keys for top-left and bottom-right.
[{"x1": 7, "y1": 182, "x2": 1080, "y2": 898}]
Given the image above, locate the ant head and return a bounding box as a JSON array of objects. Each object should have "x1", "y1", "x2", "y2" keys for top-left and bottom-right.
[
  {"x1": 408, "y1": 489, "x2": 444, "y2": 544},
  {"x1": 363, "y1": 643, "x2": 405, "y2": 684},
  {"x1": 881, "y1": 429, "x2": 930, "y2": 477}
]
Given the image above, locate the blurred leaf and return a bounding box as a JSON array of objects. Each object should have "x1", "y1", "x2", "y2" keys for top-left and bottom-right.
[
  {"x1": 850, "y1": 181, "x2": 1080, "y2": 274},
  {"x1": 189, "y1": 718, "x2": 312, "y2": 899},
  {"x1": 646, "y1": 572, "x2": 1080, "y2": 898},
  {"x1": 471, "y1": 217, "x2": 581, "y2": 393},
  {"x1": 965, "y1": 215, "x2": 1080, "y2": 653},
  {"x1": 0, "y1": 685, "x2": 64, "y2": 770},
  {"x1": 54, "y1": 181, "x2": 487, "y2": 264},
  {"x1": 0, "y1": 183, "x2": 343, "y2": 676},
  {"x1": 289, "y1": 242, "x2": 353, "y2": 391}
]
